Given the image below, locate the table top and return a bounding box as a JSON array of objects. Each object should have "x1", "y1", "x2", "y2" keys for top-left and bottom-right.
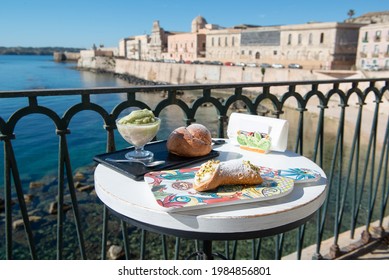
[{"x1": 94, "y1": 140, "x2": 327, "y2": 240}]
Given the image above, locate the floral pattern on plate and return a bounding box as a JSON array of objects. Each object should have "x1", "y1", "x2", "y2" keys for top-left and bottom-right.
[
  {"x1": 259, "y1": 167, "x2": 321, "y2": 183},
  {"x1": 144, "y1": 167, "x2": 294, "y2": 211}
]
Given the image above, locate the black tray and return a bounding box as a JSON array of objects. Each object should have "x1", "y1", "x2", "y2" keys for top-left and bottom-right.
[{"x1": 93, "y1": 140, "x2": 220, "y2": 181}]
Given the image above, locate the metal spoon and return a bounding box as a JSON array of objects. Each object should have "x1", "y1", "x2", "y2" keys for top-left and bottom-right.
[
  {"x1": 212, "y1": 139, "x2": 226, "y2": 145},
  {"x1": 105, "y1": 158, "x2": 165, "y2": 167}
]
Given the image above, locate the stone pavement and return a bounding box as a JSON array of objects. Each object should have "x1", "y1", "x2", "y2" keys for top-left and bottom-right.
[
  {"x1": 283, "y1": 216, "x2": 389, "y2": 260},
  {"x1": 342, "y1": 235, "x2": 389, "y2": 260}
]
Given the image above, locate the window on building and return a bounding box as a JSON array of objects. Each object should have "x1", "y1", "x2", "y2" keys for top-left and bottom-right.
[
  {"x1": 241, "y1": 50, "x2": 245, "y2": 55},
  {"x1": 273, "y1": 50, "x2": 278, "y2": 55},
  {"x1": 375, "y1": 30, "x2": 381, "y2": 41},
  {"x1": 363, "y1": 31, "x2": 368, "y2": 42},
  {"x1": 320, "y1": 33, "x2": 324, "y2": 44},
  {"x1": 225, "y1": 37, "x2": 228, "y2": 46},
  {"x1": 212, "y1": 37, "x2": 214, "y2": 47},
  {"x1": 288, "y1": 34, "x2": 292, "y2": 45},
  {"x1": 298, "y1": 34, "x2": 302, "y2": 45},
  {"x1": 248, "y1": 50, "x2": 252, "y2": 55},
  {"x1": 232, "y1": 37, "x2": 235, "y2": 47},
  {"x1": 309, "y1": 33, "x2": 313, "y2": 45},
  {"x1": 218, "y1": 37, "x2": 221, "y2": 46},
  {"x1": 386, "y1": 44, "x2": 389, "y2": 55},
  {"x1": 255, "y1": 52, "x2": 260, "y2": 59},
  {"x1": 374, "y1": 45, "x2": 379, "y2": 56},
  {"x1": 385, "y1": 59, "x2": 389, "y2": 70}
]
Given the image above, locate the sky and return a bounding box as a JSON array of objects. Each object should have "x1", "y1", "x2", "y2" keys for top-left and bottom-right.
[{"x1": 0, "y1": 0, "x2": 388, "y2": 49}]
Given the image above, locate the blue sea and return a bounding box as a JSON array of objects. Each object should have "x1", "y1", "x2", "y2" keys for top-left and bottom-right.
[
  {"x1": 0, "y1": 55, "x2": 143, "y2": 188},
  {"x1": 0, "y1": 55, "x2": 219, "y2": 189}
]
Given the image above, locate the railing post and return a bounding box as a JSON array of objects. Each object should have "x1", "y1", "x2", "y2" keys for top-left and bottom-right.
[
  {"x1": 0, "y1": 79, "x2": 388, "y2": 260},
  {"x1": 100, "y1": 120, "x2": 117, "y2": 260},
  {"x1": 1, "y1": 134, "x2": 37, "y2": 260},
  {"x1": 218, "y1": 115, "x2": 228, "y2": 138},
  {"x1": 56, "y1": 128, "x2": 86, "y2": 259}
]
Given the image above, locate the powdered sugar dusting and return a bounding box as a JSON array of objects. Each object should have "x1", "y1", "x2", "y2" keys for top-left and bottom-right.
[{"x1": 219, "y1": 159, "x2": 259, "y2": 177}]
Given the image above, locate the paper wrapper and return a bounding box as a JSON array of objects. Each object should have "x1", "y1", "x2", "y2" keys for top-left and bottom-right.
[{"x1": 227, "y1": 113, "x2": 289, "y2": 152}]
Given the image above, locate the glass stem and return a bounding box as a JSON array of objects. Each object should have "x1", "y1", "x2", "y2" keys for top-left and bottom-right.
[{"x1": 134, "y1": 146, "x2": 144, "y2": 156}]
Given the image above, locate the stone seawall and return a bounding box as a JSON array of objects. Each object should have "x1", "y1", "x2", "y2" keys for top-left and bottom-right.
[
  {"x1": 78, "y1": 57, "x2": 367, "y2": 85},
  {"x1": 53, "y1": 51, "x2": 80, "y2": 62},
  {"x1": 113, "y1": 58, "x2": 315, "y2": 84},
  {"x1": 77, "y1": 56, "x2": 388, "y2": 143}
]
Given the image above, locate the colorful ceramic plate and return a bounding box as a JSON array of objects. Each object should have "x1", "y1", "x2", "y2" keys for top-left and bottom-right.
[
  {"x1": 144, "y1": 167, "x2": 294, "y2": 211},
  {"x1": 259, "y1": 167, "x2": 321, "y2": 183}
]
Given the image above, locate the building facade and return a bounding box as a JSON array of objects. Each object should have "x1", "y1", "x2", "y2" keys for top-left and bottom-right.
[
  {"x1": 113, "y1": 14, "x2": 389, "y2": 71},
  {"x1": 204, "y1": 21, "x2": 364, "y2": 70},
  {"x1": 118, "y1": 20, "x2": 169, "y2": 61},
  {"x1": 280, "y1": 22, "x2": 364, "y2": 70},
  {"x1": 167, "y1": 32, "x2": 206, "y2": 61},
  {"x1": 119, "y1": 35, "x2": 149, "y2": 60},
  {"x1": 205, "y1": 28, "x2": 241, "y2": 62},
  {"x1": 167, "y1": 16, "x2": 209, "y2": 61},
  {"x1": 356, "y1": 22, "x2": 389, "y2": 70},
  {"x1": 240, "y1": 26, "x2": 281, "y2": 64},
  {"x1": 148, "y1": 20, "x2": 169, "y2": 60}
]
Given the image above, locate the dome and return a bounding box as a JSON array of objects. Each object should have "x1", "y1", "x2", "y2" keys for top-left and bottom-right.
[{"x1": 191, "y1": 16, "x2": 207, "y2": 32}]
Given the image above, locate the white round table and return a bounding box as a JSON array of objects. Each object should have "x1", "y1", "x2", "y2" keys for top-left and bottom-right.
[{"x1": 94, "y1": 140, "x2": 327, "y2": 258}]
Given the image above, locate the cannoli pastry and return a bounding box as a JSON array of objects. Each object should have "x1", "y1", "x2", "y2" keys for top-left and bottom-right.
[{"x1": 193, "y1": 159, "x2": 263, "y2": 191}]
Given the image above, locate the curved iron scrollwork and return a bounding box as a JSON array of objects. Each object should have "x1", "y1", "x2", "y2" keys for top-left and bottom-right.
[{"x1": 0, "y1": 78, "x2": 388, "y2": 259}]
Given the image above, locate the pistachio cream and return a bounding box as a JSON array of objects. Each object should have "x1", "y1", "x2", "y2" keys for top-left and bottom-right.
[{"x1": 116, "y1": 109, "x2": 160, "y2": 147}]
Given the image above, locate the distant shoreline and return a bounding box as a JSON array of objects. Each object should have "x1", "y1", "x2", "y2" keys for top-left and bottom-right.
[{"x1": 0, "y1": 46, "x2": 84, "y2": 56}]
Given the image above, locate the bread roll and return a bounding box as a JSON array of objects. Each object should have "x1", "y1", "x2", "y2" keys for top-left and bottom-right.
[
  {"x1": 167, "y1": 124, "x2": 212, "y2": 157},
  {"x1": 194, "y1": 159, "x2": 263, "y2": 191}
]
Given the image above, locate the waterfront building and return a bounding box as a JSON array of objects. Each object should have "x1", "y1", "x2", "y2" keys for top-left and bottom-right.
[
  {"x1": 356, "y1": 22, "x2": 389, "y2": 70},
  {"x1": 107, "y1": 12, "x2": 388, "y2": 71},
  {"x1": 205, "y1": 27, "x2": 241, "y2": 62},
  {"x1": 167, "y1": 32, "x2": 206, "y2": 61},
  {"x1": 119, "y1": 20, "x2": 170, "y2": 61},
  {"x1": 119, "y1": 34, "x2": 149, "y2": 60},
  {"x1": 167, "y1": 16, "x2": 212, "y2": 61},
  {"x1": 346, "y1": 11, "x2": 389, "y2": 24},
  {"x1": 148, "y1": 20, "x2": 170, "y2": 61},
  {"x1": 204, "y1": 20, "x2": 364, "y2": 70},
  {"x1": 280, "y1": 22, "x2": 365, "y2": 70},
  {"x1": 239, "y1": 26, "x2": 281, "y2": 65}
]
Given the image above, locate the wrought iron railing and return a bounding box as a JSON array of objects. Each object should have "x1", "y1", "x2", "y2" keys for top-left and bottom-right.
[{"x1": 0, "y1": 78, "x2": 388, "y2": 260}]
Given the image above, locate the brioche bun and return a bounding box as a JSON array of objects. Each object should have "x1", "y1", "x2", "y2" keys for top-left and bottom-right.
[{"x1": 167, "y1": 124, "x2": 212, "y2": 157}]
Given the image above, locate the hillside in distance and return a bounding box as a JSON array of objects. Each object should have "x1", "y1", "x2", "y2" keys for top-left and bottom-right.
[{"x1": 0, "y1": 46, "x2": 85, "y2": 55}]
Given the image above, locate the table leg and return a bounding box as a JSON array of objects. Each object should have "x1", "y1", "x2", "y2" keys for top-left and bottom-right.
[
  {"x1": 185, "y1": 240, "x2": 228, "y2": 260},
  {"x1": 202, "y1": 240, "x2": 214, "y2": 260},
  {"x1": 185, "y1": 240, "x2": 213, "y2": 260}
]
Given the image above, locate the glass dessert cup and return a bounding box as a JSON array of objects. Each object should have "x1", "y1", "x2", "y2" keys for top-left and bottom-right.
[{"x1": 116, "y1": 118, "x2": 161, "y2": 162}]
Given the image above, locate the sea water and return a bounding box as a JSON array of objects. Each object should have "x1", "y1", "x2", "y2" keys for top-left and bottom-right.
[
  {"x1": 0, "y1": 55, "x2": 218, "y2": 189},
  {"x1": 0, "y1": 55, "x2": 225, "y2": 259},
  {"x1": 0, "y1": 55, "x2": 135, "y2": 187}
]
